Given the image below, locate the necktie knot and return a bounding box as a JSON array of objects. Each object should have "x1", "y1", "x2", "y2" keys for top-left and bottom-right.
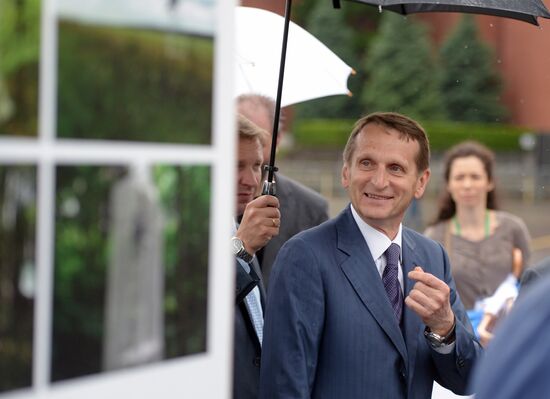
[{"x1": 385, "y1": 243, "x2": 400, "y2": 268}]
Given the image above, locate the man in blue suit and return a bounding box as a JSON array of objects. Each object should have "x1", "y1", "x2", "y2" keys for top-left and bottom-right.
[{"x1": 259, "y1": 112, "x2": 482, "y2": 398}]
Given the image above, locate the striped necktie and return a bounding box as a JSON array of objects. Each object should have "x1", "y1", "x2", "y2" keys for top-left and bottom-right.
[{"x1": 383, "y1": 243, "x2": 403, "y2": 323}]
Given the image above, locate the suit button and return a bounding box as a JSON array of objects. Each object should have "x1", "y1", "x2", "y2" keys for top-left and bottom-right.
[
  {"x1": 399, "y1": 367, "x2": 407, "y2": 381},
  {"x1": 456, "y1": 357, "x2": 465, "y2": 368},
  {"x1": 253, "y1": 356, "x2": 261, "y2": 367}
]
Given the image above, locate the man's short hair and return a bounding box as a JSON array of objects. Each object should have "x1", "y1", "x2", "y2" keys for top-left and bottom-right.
[
  {"x1": 343, "y1": 112, "x2": 430, "y2": 173},
  {"x1": 238, "y1": 113, "x2": 268, "y2": 146},
  {"x1": 237, "y1": 94, "x2": 284, "y2": 134}
]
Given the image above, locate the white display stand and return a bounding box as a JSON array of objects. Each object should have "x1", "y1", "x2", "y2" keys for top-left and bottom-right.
[{"x1": 0, "y1": 0, "x2": 236, "y2": 397}]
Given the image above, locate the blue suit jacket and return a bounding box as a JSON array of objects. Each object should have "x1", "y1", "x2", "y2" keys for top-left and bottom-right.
[
  {"x1": 259, "y1": 206, "x2": 481, "y2": 399},
  {"x1": 260, "y1": 173, "x2": 329, "y2": 288}
]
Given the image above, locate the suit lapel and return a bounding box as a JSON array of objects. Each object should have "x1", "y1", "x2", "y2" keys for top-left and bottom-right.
[
  {"x1": 237, "y1": 257, "x2": 264, "y2": 348},
  {"x1": 337, "y1": 207, "x2": 408, "y2": 364},
  {"x1": 401, "y1": 229, "x2": 424, "y2": 379}
]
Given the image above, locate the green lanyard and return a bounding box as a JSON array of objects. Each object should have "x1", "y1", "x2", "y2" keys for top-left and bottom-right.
[{"x1": 453, "y1": 210, "x2": 490, "y2": 238}]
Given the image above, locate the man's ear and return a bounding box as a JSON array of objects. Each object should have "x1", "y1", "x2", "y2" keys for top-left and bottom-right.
[
  {"x1": 414, "y1": 168, "x2": 431, "y2": 199},
  {"x1": 341, "y1": 164, "x2": 350, "y2": 189}
]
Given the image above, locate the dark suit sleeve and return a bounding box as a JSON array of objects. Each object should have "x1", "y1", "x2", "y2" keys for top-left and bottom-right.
[
  {"x1": 519, "y1": 256, "x2": 550, "y2": 297},
  {"x1": 429, "y1": 242, "x2": 483, "y2": 395},
  {"x1": 520, "y1": 267, "x2": 542, "y2": 294},
  {"x1": 259, "y1": 237, "x2": 324, "y2": 399}
]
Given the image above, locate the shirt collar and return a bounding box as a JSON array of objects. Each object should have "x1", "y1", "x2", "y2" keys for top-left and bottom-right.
[{"x1": 350, "y1": 204, "x2": 403, "y2": 262}]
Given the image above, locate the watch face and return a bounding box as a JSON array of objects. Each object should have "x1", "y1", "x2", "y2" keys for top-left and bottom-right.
[
  {"x1": 424, "y1": 329, "x2": 443, "y2": 345},
  {"x1": 231, "y1": 237, "x2": 243, "y2": 255}
]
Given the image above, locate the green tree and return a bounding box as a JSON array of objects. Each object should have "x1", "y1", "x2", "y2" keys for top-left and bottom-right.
[
  {"x1": 439, "y1": 15, "x2": 506, "y2": 122},
  {"x1": 295, "y1": 0, "x2": 361, "y2": 119},
  {"x1": 361, "y1": 13, "x2": 445, "y2": 120}
]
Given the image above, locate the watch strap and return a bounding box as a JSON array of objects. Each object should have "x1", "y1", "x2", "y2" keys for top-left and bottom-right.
[
  {"x1": 237, "y1": 247, "x2": 253, "y2": 263},
  {"x1": 424, "y1": 318, "x2": 456, "y2": 347},
  {"x1": 232, "y1": 236, "x2": 253, "y2": 263}
]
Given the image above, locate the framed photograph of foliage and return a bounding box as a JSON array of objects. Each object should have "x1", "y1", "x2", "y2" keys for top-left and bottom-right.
[{"x1": 56, "y1": 0, "x2": 214, "y2": 144}]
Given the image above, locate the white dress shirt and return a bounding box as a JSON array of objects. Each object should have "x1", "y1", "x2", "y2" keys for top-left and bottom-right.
[
  {"x1": 350, "y1": 205, "x2": 455, "y2": 353},
  {"x1": 350, "y1": 205, "x2": 404, "y2": 293}
]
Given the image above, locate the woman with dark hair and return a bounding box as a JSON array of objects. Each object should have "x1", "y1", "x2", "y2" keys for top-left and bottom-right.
[{"x1": 425, "y1": 141, "x2": 530, "y2": 345}]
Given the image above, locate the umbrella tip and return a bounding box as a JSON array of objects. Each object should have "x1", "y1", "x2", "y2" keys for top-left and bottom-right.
[
  {"x1": 347, "y1": 91, "x2": 353, "y2": 97},
  {"x1": 351, "y1": 68, "x2": 357, "y2": 75}
]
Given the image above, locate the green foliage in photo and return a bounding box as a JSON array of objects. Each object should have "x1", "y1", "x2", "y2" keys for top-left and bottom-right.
[
  {"x1": 51, "y1": 165, "x2": 211, "y2": 381},
  {"x1": 52, "y1": 166, "x2": 125, "y2": 381},
  {"x1": 0, "y1": 166, "x2": 36, "y2": 393},
  {"x1": 57, "y1": 21, "x2": 213, "y2": 144},
  {"x1": 0, "y1": 0, "x2": 41, "y2": 136},
  {"x1": 154, "y1": 165, "x2": 210, "y2": 358}
]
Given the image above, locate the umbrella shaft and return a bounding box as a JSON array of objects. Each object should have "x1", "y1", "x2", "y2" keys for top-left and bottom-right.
[{"x1": 268, "y1": 0, "x2": 292, "y2": 183}]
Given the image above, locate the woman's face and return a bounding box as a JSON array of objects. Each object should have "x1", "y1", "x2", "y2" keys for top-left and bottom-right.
[{"x1": 447, "y1": 156, "x2": 494, "y2": 209}]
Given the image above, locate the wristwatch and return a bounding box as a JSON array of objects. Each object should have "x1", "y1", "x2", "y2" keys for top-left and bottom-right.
[
  {"x1": 231, "y1": 236, "x2": 253, "y2": 263},
  {"x1": 424, "y1": 320, "x2": 456, "y2": 348}
]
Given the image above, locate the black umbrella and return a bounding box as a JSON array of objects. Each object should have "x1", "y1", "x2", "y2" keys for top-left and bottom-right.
[
  {"x1": 333, "y1": 0, "x2": 550, "y2": 25},
  {"x1": 262, "y1": 0, "x2": 550, "y2": 195}
]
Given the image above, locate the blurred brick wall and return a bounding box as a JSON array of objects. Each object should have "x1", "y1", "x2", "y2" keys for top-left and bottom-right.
[{"x1": 240, "y1": 0, "x2": 550, "y2": 133}]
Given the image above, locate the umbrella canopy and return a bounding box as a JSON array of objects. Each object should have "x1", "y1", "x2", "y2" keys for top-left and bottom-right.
[
  {"x1": 339, "y1": 0, "x2": 550, "y2": 26},
  {"x1": 235, "y1": 6, "x2": 354, "y2": 107}
]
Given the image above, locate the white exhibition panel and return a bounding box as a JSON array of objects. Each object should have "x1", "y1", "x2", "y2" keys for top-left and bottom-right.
[{"x1": 0, "y1": 0, "x2": 236, "y2": 397}]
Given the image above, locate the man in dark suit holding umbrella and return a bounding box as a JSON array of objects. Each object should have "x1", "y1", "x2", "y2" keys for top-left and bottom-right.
[
  {"x1": 232, "y1": 114, "x2": 280, "y2": 399},
  {"x1": 237, "y1": 94, "x2": 329, "y2": 288}
]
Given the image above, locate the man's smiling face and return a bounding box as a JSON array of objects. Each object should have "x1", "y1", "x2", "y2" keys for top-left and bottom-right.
[{"x1": 341, "y1": 122, "x2": 430, "y2": 238}]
